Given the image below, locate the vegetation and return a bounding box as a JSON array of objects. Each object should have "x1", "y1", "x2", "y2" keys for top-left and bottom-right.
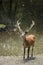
[
  {"x1": 0, "y1": 24, "x2": 6, "y2": 28},
  {"x1": 0, "y1": 0, "x2": 43, "y2": 32},
  {"x1": 0, "y1": 32, "x2": 43, "y2": 56},
  {"x1": 0, "y1": 0, "x2": 43, "y2": 56}
]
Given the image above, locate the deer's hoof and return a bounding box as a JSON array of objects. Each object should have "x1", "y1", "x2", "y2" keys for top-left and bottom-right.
[{"x1": 23, "y1": 57, "x2": 25, "y2": 60}]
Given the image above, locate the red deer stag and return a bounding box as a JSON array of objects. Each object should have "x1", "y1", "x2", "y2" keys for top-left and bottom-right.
[{"x1": 16, "y1": 20, "x2": 36, "y2": 59}]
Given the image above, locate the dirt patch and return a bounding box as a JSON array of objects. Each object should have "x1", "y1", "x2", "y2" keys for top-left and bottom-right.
[{"x1": 0, "y1": 54, "x2": 43, "y2": 65}]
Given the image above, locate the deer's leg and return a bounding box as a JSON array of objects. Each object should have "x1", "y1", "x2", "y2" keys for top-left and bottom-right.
[
  {"x1": 31, "y1": 46, "x2": 34, "y2": 57},
  {"x1": 27, "y1": 46, "x2": 30, "y2": 59},
  {"x1": 23, "y1": 47, "x2": 26, "y2": 59}
]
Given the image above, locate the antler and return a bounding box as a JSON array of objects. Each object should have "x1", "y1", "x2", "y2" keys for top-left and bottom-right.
[
  {"x1": 16, "y1": 18, "x2": 23, "y2": 33},
  {"x1": 26, "y1": 20, "x2": 35, "y2": 32},
  {"x1": 16, "y1": 18, "x2": 25, "y2": 37}
]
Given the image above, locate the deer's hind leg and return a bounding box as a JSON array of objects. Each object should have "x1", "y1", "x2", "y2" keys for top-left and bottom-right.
[
  {"x1": 23, "y1": 47, "x2": 26, "y2": 59},
  {"x1": 27, "y1": 46, "x2": 30, "y2": 59},
  {"x1": 31, "y1": 45, "x2": 34, "y2": 57}
]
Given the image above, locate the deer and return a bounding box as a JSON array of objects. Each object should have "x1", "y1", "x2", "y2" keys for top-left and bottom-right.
[{"x1": 15, "y1": 19, "x2": 36, "y2": 59}]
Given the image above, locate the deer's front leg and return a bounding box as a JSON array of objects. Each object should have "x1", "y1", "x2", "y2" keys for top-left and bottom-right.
[{"x1": 27, "y1": 46, "x2": 30, "y2": 59}]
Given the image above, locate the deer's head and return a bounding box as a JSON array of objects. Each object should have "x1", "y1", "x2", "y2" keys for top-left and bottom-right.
[{"x1": 14, "y1": 19, "x2": 35, "y2": 37}]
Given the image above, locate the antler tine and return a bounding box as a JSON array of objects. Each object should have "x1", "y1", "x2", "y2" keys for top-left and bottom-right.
[
  {"x1": 32, "y1": 20, "x2": 35, "y2": 26},
  {"x1": 16, "y1": 18, "x2": 23, "y2": 34},
  {"x1": 29, "y1": 20, "x2": 35, "y2": 31},
  {"x1": 25, "y1": 20, "x2": 35, "y2": 32},
  {"x1": 17, "y1": 18, "x2": 21, "y2": 26},
  {"x1": 17, "y1": 21, "x2": 21, "y2": 26}
]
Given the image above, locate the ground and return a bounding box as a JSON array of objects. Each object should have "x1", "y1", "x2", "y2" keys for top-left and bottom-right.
[
  {"x1": 0, "y1": 54, "x2": 43, "y2": 65},
  {"x1": 0, "y1": 32, "x2": 43, "y2": 65}
]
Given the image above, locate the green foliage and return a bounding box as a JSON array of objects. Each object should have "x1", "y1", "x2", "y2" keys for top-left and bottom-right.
[
  {"x1": 0, "y1": 0, "x2": 43, "y2": 31},
  {"x1": 0, "y1": 24, "x2": 6, "y2": 28}
]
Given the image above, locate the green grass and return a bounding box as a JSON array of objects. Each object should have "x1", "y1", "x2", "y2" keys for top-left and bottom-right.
[
  {"x1": 0, "y1": 24, "x2": 6, "y2": 28},
  {"x1": 0, "y1": 32, "x2": 43, "y2": 56},
  {"x1": 34, "y1": 34, "x2": 43, "y2": 55}
]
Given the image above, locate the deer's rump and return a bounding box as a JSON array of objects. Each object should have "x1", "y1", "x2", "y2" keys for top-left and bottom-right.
[{"x1": 23, "y1": 34, "x2": 35, "y2": 47}]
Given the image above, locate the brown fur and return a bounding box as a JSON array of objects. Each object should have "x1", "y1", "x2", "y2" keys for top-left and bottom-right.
[{"x1": 23, "y1": 34, "x2": 36, "y2": 59}]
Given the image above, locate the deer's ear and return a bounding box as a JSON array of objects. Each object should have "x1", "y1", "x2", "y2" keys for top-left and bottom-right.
[
  {"x1": 14, "y1": 28, "x2": 17, "y2": 32},
  {"x1": 25, "y1": 31, "x2": 28, "y2": 34},
  {"x1": 21, "y1": 32, "x2": 25, "y2": 37}
]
